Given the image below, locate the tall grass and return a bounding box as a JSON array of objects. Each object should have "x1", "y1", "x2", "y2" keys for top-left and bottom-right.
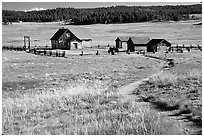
[
  {"x1": 137, "y1": 69, "x2": 202, "y2": 131},
  {"x1": 2, "y1": 79, "x2": 182, "y2": 135}
]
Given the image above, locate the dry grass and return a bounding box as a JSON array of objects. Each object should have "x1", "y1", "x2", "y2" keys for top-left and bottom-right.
[
  {"x1": 2, "y1": 78, "x2": 183, "y2": 135},
  {"x1": 2, "y1": 49, "x2": 202, "y2": 135},
  {"x1": 136, "y1": 69, "x2": 202, "y2": 131}
]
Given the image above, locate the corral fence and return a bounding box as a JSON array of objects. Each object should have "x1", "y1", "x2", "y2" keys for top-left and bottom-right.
[
  {"x1": 30, "y1": 48, "x2": 66, "y2": 57},
  {"x1": 168, "y1": 44, "x2": 202, "y2": 52},
  {"x1": 2, "y1": 45, "x2": 66, "y2": 57},
  {"x1": 2, "y1": 44, "x2": 202, "y2": 58},
  {"x1": 2, "y1": 45, "x2": 26, "y2": 51}
]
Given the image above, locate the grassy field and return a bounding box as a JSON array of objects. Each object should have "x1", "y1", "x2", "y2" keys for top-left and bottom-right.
[
  {"x1": 2, "y1": 20, "x2": 202, "y2": 48},
  {"x1": 2, "y1": 50, "x2": 202, "y2": 135},
  {"x1": 2, "y1": 51, "x2": 166, "y2": 135},
  {"x1": 2, "y1": 21, "x2": 202, "y2": 135}
]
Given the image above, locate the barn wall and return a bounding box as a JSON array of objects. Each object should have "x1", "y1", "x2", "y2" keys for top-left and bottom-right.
[
  {"x1": 51, "y1": 40, "x2": 59, "y2": 49},
  {"x1": 71, "y1": 40, "x2": 82, "y2": 49},
  {"x1": 51, "y1": 40, "x2": 55, "y2": 49},
  {"x1": 116, "y1": 40, "x2": 120, "y2": 49},
  {"x1": 135, "y1": 44, "x2": 147, "y2": 51},
  {"x1": 122, "y1": 42, "x2": 127, "y2": 50},
  {"x1": 127, "y1": 40, "x2": 135, "y2": 52}
]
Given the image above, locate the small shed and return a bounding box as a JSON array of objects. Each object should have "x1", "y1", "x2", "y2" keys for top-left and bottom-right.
[
  {"x1": 147, "y1": 39, "x2": 171, "y2": 52},
  {"x1": 50, "y1": 27, "x2": 92, "y2": 50},
  {"x1": 127, "y1": 37, "x2": 150, "y2": 52},
  {"x1": 115, "y1": 37, "x2": 130, "y2": 49}
]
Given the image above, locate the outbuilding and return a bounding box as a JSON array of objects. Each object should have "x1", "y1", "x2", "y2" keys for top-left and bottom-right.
[
  {"x1": 127, "y1": 37, "x2": 150, "y2": 52},
  {"x1": 115, "y1": 37, "x2": 130, "y2": 50},
  {"x1": 50, "y1": 27, "x2": 92, "y2": 50},
  {"x1": 147, "y1": 39, "x2": 171, "y2": 52}
]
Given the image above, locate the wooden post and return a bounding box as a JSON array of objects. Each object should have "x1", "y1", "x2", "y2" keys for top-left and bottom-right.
[
  {"x1": 176, "y1": 44, "x2": 179, "y2": 52},
  {"x1": 81, "y1": 51, "x2": 83, "y2": 56},
  {"x1": 190, "y1": 44, "x2": 193, "y2": 49},
  {"x1": 56, "y1": 50, "x2": 58, "y2": 57},
  {"x1": 96, "y1": 50, "x2": 99, "y2": 55},
  {"x1": 62, "y1": 51, "x2": 65, "y2": 57},
  {"x1": 28, "y1": 37, "x2": 30, "y2": 52}
]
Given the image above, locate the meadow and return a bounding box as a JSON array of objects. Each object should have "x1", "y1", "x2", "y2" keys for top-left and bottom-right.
[
  {"x1": 2, "y1": 21, "x2": 202, "y2": 135},
  {"x1": 2, "y1": 20, "x2": 202, "y2": 48}
]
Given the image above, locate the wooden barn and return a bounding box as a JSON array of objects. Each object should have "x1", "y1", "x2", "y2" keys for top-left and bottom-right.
[
  {"x1": 50, "y1": 27, "x2": 92, "y2": 50},
  {"x1": 127, "y1": 37, "x2": 150, "y2": 52},
  {"x1": 115, "y1": 37, "x2": 130, "y2": 50},
  {"x1": 147, "y1": 39, "x2": 171, "y2": 52}
]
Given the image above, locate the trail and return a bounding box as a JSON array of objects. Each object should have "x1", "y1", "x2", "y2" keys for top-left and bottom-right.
[
  {"x1": 117, "y1": 70, "x2": 201, "y2": 135},
  {"x1": 118, "y1": 70, "x2": 163, "y2": 96}
]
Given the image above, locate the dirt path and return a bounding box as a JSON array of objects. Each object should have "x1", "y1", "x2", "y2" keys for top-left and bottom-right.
[
  {"x1": 117, "y1": 70, "x2": 201, "y2": 135},
  {"x1": 118, "y1": 70, "x2": 163, "y2": 96}
]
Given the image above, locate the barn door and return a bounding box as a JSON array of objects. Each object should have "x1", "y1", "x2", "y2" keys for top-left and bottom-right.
[{"x1": 74, "y1": 43, "x2": 78, "y2": 49}]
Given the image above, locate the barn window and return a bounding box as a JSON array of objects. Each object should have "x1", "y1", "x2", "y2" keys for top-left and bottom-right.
[{"x1": 66, "y1": 33, "x2": 70, "y2": 38}]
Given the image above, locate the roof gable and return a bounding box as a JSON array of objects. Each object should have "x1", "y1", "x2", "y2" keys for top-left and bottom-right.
[
  {"x1": 50, "y1": 27, "x2": 92, "y2": 41},
  {"x1": 50, "y1": 29, "x2": 67, "y2": 40}
]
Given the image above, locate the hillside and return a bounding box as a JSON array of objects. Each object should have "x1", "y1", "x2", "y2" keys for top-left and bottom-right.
[{"x1": 2, "y1": 4, "x2": 202, "y2": 25}]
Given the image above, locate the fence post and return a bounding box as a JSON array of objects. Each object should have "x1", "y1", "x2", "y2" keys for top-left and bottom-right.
[
  {"x1": 62, "y1": 51, "x2": 65, "y2": 57},
  {"x1": 96, "y1": 50, "x2": 99, "y2": 55},
  {"x1": 80, "y1": 51, "x2": 83, "y2": 56},
  {"x1": 190, "y1": 44, "x2": 193, "y2": 49}
]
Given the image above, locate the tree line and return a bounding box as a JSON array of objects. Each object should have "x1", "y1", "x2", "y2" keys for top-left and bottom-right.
[{"x1": 2, "y1": 4, "x2": 202, "y2": 25}]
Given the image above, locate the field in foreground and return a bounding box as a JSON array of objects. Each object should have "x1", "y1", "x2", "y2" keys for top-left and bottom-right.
[{"x1": 2, "y1": 50, "x2": 202, "y2": 135}]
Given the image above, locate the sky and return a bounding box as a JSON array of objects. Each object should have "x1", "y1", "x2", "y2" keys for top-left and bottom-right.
[{"x1": 2, "y1": 1, "x2": 201, "y2": 11}]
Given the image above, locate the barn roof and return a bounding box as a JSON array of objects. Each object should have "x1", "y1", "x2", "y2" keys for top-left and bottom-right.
[
  {"x1": 50, "y1": 27, "x2": 92, "y2": 40},
  {"x1": 129, "y1": 37, "x2": 150, "y2": 44},
  {"x1": 50, "y1": 29, "x2": 67, "y2": 40},
  {"x1": 147, "y1": 39, "x2": 171, "y2": 46}
]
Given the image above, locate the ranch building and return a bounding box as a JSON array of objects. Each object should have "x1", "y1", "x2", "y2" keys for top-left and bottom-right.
[
  {"x1": 115, "y1": 37, "x2": 130, "y2": 50},
  {"x1": 127, "y1": 37, "x2": 150, "y2": 52},
  {"x1": 147, "y1": 39, "x2": 171, "y2": 52},
  {"x1": 50, "y1": 27, "x2": 92, "y2": 50}
]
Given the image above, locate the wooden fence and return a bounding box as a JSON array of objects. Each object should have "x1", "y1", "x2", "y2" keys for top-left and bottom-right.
[
  {"x1": 32, "y1": 49, "x2": 66, "y2": 57},
  {"x1": 169, "y1": 44, "x2": 202, "y2": 52}
]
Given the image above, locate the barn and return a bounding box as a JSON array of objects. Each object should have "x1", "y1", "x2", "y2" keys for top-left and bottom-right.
[
  {"x1": 127, "y1": 37, "x2": 150, "y2": 52},
  {"x1": 50, "y1": 27, "x2": 92, "y2": 50},
  {"x1": 147, "y1": 39, "x2": 171, "y2": 52}
]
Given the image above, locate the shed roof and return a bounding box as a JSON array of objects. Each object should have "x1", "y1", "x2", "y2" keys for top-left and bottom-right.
[
  {"x1": 147, "y1": 39, "x2": 171, "y2": 46},
  {"x1": 116, "y1": 37, "x2": 130, "y2": 42},
  {"x1": 50, "y1": 27, "x2": 92, "y2": 41},
  {"x1": 129, "y1": 37, "x2": 150, "y2": 44}
]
